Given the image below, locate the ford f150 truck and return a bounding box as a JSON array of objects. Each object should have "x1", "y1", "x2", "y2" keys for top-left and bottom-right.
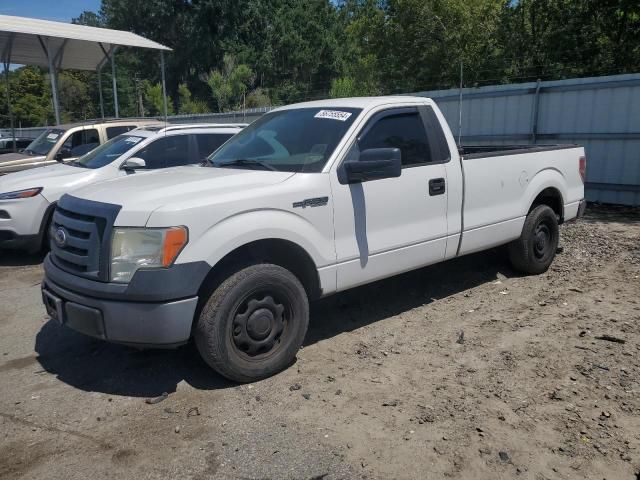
[{"x1": 41, "y1": 96, "x2": 586, "y2": 382}]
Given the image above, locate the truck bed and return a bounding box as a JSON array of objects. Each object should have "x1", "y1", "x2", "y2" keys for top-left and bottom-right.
[
  {"x1": 456, "y1": 143, "x2": 585, "y2": 256},
  {"x1": 459, "y1": 144, "x2": 579, "y2": 159}
]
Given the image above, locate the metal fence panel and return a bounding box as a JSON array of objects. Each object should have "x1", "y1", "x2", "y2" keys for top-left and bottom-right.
[{"x1": 416, "y1": 73, "x2": 640, "y2": 205}]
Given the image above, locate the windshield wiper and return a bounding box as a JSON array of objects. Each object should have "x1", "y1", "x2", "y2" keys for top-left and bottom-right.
[{"x1": 216, "y1": 159, "x2": 277, "y2": 171}]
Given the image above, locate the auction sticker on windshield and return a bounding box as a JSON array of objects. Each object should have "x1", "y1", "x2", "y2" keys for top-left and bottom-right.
[
  {"x1": 46, "y1": 133, "x2": 60, "y2": 140},
  {"x1": 124, "y1": 137, "x2": 142, "y2": 144},
  {"x1": 314, "y1": 110, "x2": 353, "y2": 121}
]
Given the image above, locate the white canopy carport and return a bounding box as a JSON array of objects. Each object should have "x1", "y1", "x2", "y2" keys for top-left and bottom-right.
[{"x1": 0, "y1": 14, "x2": 172, "y2": 144}]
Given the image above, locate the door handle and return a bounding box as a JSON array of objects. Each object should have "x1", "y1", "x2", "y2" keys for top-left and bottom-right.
[{"x1": 429, "y1": 178, "x2": 446, "y2": 196}]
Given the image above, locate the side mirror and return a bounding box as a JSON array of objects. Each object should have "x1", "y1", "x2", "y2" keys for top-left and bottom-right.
[
  {"x1": 55, "y1": 148, "x2": 72, "y2": 162},
  {"x1": 343, "y1": 148, "x2": 402, "y2": 183},
  {"x1": 121, "y1": 157, "x2": 146, "y2": 171}
]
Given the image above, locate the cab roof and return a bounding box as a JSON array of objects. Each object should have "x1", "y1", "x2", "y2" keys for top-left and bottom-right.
[{"x1": 273, "y1": 96, "x2": 432, "y2": 112}]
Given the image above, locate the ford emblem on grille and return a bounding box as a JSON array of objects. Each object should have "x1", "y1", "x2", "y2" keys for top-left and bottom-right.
[{"x1": 54, "y1": 227, "x2": 68, "y2": 248}]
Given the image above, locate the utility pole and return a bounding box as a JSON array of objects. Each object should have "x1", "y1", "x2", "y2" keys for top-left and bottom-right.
[{"x1": 134, "y1": 73, "x2": 144, "y2": 117}]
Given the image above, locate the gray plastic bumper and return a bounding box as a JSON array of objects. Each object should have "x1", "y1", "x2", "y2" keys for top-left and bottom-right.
[{"x1": 42, "y1": 278, "x2": 197, "y2": 348}]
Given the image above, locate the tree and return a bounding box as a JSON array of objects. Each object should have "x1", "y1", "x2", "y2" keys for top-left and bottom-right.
[
  {"x1": 0, "y1": 67, "x2": 53, "y2": 128},
  {"x1": 58, "y1": 71, "x2": 95, "y2": 122},
  {"x1": 178, "y1": 83, "x2": 209, "y2": 114},
  {"x1": 143, "y1": 81, "x2": 174, "y2": 116},
  {"x1": 204, "y1": 55, "x2": 256, "y2": 111}
]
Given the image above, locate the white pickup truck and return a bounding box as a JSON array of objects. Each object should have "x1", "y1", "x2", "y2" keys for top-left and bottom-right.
[{"x1": 41, "y1": 96, "x2": 586, "y2": 382}]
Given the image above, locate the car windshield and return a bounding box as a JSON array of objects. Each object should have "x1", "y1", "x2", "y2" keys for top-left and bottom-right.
[
  {"x1": 73, "y1": 134, "x2": 145, "y2": 169},
  {"x1": 207, "y1": 107, "x2": 362, "y2": 172},
  {"x1": 24, "y1": 128, "x2": 66, "y2": 156}
]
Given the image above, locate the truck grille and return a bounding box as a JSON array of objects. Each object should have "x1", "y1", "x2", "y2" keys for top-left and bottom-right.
[{"x1": 49, "y1": 195, "x2": 121, "y2": 282}]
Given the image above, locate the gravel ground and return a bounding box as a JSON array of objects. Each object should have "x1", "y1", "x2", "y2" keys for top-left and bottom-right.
[{"x1": 0, "y1": 206, "x2": 639, "y2": 480}]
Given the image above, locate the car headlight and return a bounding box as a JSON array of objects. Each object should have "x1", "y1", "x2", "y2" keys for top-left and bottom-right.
[
  {"x1": 110, "y1": 226, "x2": 188, "y2": 283},
  {"x1": 0, "y1": 187, "x2": 42, "y2": 200}
]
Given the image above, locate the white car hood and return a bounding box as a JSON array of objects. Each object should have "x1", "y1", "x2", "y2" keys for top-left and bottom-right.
[
  {"x1": 0, "y1": 163, "x2": 97, "y2": 202},
  {"x1": 70, "y1": 166, "x2": 296, "y2": 226}
]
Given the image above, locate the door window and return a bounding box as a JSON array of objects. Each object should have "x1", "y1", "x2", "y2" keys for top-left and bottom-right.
[
  {"x1": 106, "y1": 125, "x2": 137, "y2": 139},
  {"x1": 359, "y1": 111, "x2": 432, "y2": 167},
  {"x1": 196, "y1": 133, "x2": 233, "y2": 161},
  {"x1": 63, "y1": 128, "x2": 100, "y2": 157},
  {"x1": 136, "y1": 135, "x2": 190, "y2": 169}
]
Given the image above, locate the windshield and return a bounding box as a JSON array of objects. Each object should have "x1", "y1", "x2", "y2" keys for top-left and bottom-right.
[
  {"x1": 208, "y1": 107, "x2": 362, "y2": 172},
  {"x1": 24, "y1": 128, "x2": 66, "y2": 156},
  {"x1": 73, "y1": 134, "x2": 145, "y2": 169}
]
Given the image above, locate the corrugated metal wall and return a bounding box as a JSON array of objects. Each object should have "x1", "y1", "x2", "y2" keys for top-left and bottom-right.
[{"x1": 416, "y1": 73, "x2": 640, "y2": 206}]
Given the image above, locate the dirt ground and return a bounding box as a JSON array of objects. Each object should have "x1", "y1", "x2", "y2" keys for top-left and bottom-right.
[{"x1": 0, "y1": 206, "x2": 639, "y2": 480}]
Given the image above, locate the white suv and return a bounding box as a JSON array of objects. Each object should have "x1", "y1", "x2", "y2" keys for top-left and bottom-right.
[{"x1": 0, "y1": 124, "x2": 245, "y2": 252}]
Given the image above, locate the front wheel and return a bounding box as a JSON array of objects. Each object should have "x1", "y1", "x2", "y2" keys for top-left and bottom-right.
[
  {"x1": 195, "y1": 263, "x2": 309, "y2": 383},
  {"x1": 508, "y1": 205, "x2": 559, "y2": 274}
]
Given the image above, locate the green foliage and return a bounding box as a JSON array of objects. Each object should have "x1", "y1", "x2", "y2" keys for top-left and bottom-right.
[
  {"x1": 143, "y1": 81, "x2": 174, "y2": 116},
  {"x1": 329, "y1": 77, "x2": 368, "y2": 98},
  {"x1": 204, "y1": 55, "x2": 256, "y2": 111},
  {"x1": 2, "y1": 0, "x2": 639, "y2": 127},
  {"x1": 58, "y1": 71, "x2": 96, "y2": 122},
  {"x1": 178, "y1": 83, "x2": 209, "y2": 114},
  {"x1": 245, "y1": 88, "x2": 272, "y2": 108},
  {"x1": 0, "y1": 67, "x2": 53, "y2": 127}
]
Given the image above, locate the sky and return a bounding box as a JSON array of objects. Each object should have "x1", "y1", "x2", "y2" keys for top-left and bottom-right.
[{"x1": 0, "y1": 0, "x2": 101, "y2": 22}]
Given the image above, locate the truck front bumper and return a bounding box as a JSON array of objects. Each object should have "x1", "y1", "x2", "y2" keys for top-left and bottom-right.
[{"x1": 41, "y1": 255, "x2": 209, "y2": 347}]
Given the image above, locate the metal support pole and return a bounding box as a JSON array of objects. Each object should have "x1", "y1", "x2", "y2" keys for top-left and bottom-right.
[
  {"x1": 160, "y1": 50, "x2": 168, "y2": 123},
  {"x1": 530, "y1": 78, "x2": 542, "y2": 144},
  {"x1": 457, "y1": 61, "x2": 463, "y2": 146},
  {"x1": 2, "y1": 35, "x2": 16, "y2": 151},
  {"x1": 111, "y1": 49, "x2": 119, "y2": 118},
  {"x1": 46, "y1": 43, "x2": 61, "y2": 125},
  {"x1": 97, "y1": 67, "x2": 104, "y2": 119}
]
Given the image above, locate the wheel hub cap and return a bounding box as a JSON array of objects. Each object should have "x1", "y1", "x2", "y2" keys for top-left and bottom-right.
[
  {"x1": 233, "y1": 295, "x2": 285, "y2": 356},
  {"x1": 246, "y1": 308, "x2": 273, "y2": 340},
  {"x1": 534, "y1": 224, "x2": 551, "y2": 258}
]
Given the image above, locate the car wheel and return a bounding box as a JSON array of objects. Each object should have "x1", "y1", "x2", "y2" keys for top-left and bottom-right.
[
  {"x1": 508, "y1": 205, "x2": 559, "y2": 274},
  {"x1": 195, "y1": 263, "x2": 309, "y2": 383}
]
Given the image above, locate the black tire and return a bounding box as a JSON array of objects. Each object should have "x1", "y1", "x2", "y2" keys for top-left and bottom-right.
[
  {"x1": 194, "y1": 263, "x2": 309, "y2": 383},
  {"x1": 508, "y1": 205, "x2": 559, "y2": 274}
]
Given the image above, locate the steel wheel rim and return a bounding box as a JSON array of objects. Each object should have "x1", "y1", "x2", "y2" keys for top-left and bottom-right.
[
  {"x1": 230, "y1": 291, "x2": 290, "y2": 360},
  {"x1": 533, "y1": 222, "x2": 552, "y2": 259}
]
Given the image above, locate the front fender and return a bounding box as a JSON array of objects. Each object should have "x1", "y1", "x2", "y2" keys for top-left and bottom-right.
[{"x1": 177, "y1": 208, "x2": 336, "y2": 271}]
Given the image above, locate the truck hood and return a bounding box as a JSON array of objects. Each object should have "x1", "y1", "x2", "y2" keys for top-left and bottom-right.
[
  {"x1": 71, "y1": 166, "x2": 296, "y2": 226},
  {"x1": 0, "y1": 163, "x2": 93, "y2": 201},
  {"x1": 0, "y1": 152, "x2": 45, "y2": 165}
]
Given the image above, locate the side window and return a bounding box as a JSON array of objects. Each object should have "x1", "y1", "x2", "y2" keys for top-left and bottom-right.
[
  {"x1": 106, "y1": 125, "x2": 136, "y2": 139},
  {"x1": 63, "y1": 129, "x2": 100, "y2": 156},
  {"x1": 136, "y1": 135, "x2": 190, "y2": 169},
  {"x1": 359, "y1": 111, "x2": 432, "y2": 167},
  {"x1": 196, "y1": 133, "x2": 233, "y2": 161}
]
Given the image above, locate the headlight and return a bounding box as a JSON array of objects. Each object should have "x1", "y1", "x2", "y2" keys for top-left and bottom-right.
[
  {"x1": 110, "y1": 226, "x2": 188, "y2": 283},
  {"x1": 0, "y1": 187, "x2": 42, "y2": 200}
]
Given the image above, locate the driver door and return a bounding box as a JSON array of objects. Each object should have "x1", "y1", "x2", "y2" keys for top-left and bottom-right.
[{"x1": 331, "y1": 106, "x2": 449, "y2": 290}]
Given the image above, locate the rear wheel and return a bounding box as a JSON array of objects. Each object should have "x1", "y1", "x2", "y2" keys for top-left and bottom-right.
[
  {"x1": 195, "y1": 263, "x2": 309, "y2": 382},
  {"x1": 508, "y1": 205, "x2": 559, "y2": 274}
]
